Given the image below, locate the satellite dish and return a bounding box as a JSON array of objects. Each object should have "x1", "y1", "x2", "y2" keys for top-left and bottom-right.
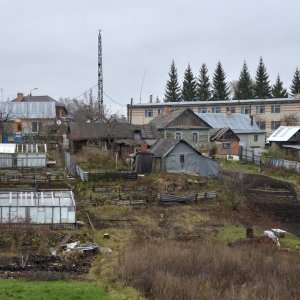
[{"x1": 56, "y1": 120, "x2": 62, "y2": 125}]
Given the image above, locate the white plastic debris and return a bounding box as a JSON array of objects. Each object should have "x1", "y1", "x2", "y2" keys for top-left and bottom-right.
[
  {"x1": 264, "y1": 230, "x2": 280, "y2": 249},
  {"x1": 66, "y1": 242, "x2": 79, "y2": 249},
  {"x1": 271, "y1": 229, "x2": 287, "y2": 238}
]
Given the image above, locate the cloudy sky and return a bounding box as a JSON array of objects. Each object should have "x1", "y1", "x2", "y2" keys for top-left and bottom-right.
[{"x1": 0, "y1": 0, "x2": 299, "y2": 114}]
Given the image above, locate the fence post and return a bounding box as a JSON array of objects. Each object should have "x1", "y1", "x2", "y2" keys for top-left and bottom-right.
[{"x1": 239, "y1": 146, "x2": 243, "y2": 161}]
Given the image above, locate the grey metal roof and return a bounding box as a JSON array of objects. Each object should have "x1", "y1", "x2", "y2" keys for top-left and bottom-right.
[
  {"x1": 12, "y1": 95, "x2": 65, "y2": 107},
  {"x1": 149, "y1": 138, "x2": 179, "y2": 157},
  {"x1": 196, "y1": 113, "x2": 264, "y2": 134},
  {"x1": 129, "y1": 98, "x2": 299, "y2": 108},
  {"x1": 282, "y1": 144, "x2": 300, "y2": 150},
  {"x1": 0, "y1": 101, "x2": 56, "y2": 119},
  {"x1": 267, "y1": 126, "x2": 300, "y2": 142}
]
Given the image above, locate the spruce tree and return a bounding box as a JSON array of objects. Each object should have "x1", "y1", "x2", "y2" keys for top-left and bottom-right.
[
  {"x1": 254, "y1": 57, "x2": 271, "y2": 99},
  {"x1": 290, "y1": 68, "x2": 300, "y2": 97},
  {"x1": 272, "y1": 74, "x2": 288, "y2": 98},
  {"x1": 234, "y1": 61, "x2": 254, "y2": 99},
  {"x1": 196, "y1": 63, "x2": 211, "y2": 100},
  {"x1": 181, "y1": 64, "x2": 197, "y2": 101},
  {"x1": 212, "y1": 61, "x2": 230, "y2": 100},
  {"x1": 164, "y1": 60, "x2": 181, "y2": 102}
]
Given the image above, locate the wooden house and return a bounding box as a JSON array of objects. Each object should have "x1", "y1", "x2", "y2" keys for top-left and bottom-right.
[
  {"x1": 150, "y1": 108, "x2": 211, "y2": 150},
  {"x1": 209, "y1": 128, "x2": 240, "y2": 157},
  {"x1": 267, "y1": 126, "x2": 300, "y2": 161},
  {"x1": 67, "y1": 121, "x2": 159, "y2": 158},
  {"x1": 149, "y1": 138, "x2": 219, "y2": 178}
]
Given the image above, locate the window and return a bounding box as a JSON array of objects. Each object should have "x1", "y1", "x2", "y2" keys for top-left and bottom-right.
[
  {"x1": 192, "y1": 132, "x2": 198, "y2": 143},
  {"x1": 241, "y1": 106, "x2": 250, "y2": 114},
  {"x1": 175, "y1": 132, "x2": 182, "y2": 140},
  {"x1": 226, "y1": 106, "x2": 236, "y2": 113},
  {"x1": 271, "y1": 121, "x2": 281, "y2": 130},
  {"x1": 31, "y1": 122, "x2": 39, "y2": 132},
  {"x1": 198, "y1": 107, "x2": 207, "y2": 113},
  {"x1": 144, "y1": 109, "x2": 153, "y2": 118},
  {"x1": 157, "y1": 108, "x2": 163, "y2": 115},
  {"x1": 256, "y1": 121, "x2": 266, "y2": 130},
  {"x1": 180, "y1": 155, "x2": 185, "y2": 166},
  {"x1": 271, "y1": 105, "x2": 280, "y2": 114},
  {"x1": 212, "y1": 106, "x2": 221, "y2": 113},
  {"x1": 222, "y1": 143, "x2": 231, "y2": 149},
  {"x1": 256, "y1": 105, "x2": 265, "y2": 114},
  {"x1": 254, "y1": 135, "x2": 258, "y2": 142}
]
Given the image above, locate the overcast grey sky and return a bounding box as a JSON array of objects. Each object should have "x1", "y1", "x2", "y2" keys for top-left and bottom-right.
[{"x1": 0, "y1": 0, "x2": 299, "y2": 114}]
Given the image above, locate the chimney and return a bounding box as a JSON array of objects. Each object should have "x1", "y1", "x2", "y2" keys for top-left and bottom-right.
[
  {"x1": 149, "y1": 94, "x2": 153, "y2": 103},
  {"x1": 250, "y1": 115, "x2": 253, "y2": 126},
  {"x1": 17, "y1": 93, "x2": 24, "y2": 102}
]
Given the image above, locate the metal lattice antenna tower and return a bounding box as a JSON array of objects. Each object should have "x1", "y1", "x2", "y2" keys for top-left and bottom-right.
[{"x1": 97, "y1": 29, "x2": 104, "y2": 121}]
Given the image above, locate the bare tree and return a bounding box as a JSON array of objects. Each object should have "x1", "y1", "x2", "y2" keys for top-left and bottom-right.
[
  {"x1": 0, "y1": 102, "x2": 13, "y2": 141},
  {"x1": 59, "y1": 90, "x2": 113, "y2": 122},
  {"x1": 281, "y1": 114, "x2": 299, "y2": 126},
  {"x1": 219, "y1": 172, "x2": 245, "y2": 210}
]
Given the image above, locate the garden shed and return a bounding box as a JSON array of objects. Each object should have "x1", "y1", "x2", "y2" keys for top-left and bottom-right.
[
  {"x1": 0, "y1": 143, "x2": 47, "y2": 168},
  {"x1": 150, "y1": 138, "x2": 219, "y2": 178},
  {"x1": 0, "y1": 191, "x2": 76, "y2": 226}
]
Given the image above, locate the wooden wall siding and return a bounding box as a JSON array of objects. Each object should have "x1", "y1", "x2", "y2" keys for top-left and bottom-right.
[{"x1": 167, "y1": 110, "x2": 210, "y2": 128}]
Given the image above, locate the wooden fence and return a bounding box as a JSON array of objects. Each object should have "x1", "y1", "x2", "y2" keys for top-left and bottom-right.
[
  {"x1": 239, "y1": 146, "x2": 262, "y2": 165},
  {"x1": 90, "y1": 184, "x2": 150, "y2": 206},
  {"x1": 76, "y1": 165, "x2": 138, "y2": 181}
]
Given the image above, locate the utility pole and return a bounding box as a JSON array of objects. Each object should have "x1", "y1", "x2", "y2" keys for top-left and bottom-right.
[{"x1": 98, "y1": 29, "x2": 104, "y2": 122}]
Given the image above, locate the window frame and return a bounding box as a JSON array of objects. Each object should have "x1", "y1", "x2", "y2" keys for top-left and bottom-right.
[
  {"x1": 175, "y1": 132, "x2": 182, "y2": 140},
  {"x1": 256, "y1": 121, "x2": 266, "y2": 130},
  {"x1": 180, "y1": 154, "x2": 185, "y2": 165},
  {"x1": 256, "y1": 105, "x2": 265, "y2": 114},
  {"x1": 271, "y1": 104, "x2": 280, "y2": 114},
  {"x1": 144, "y1": 109, "x2": 153, "y2": 118},
  {"x1": 271, "y1": 121, "x2": 281, "y2": 130},
  {"x1": 226, "y1": 106, "x2": 236, "y2": 113},
  {"x1": 222, "y1": 143, "x2": 231, "y2": 149},
  {"x1": 241, "y1": 105, "x2": 250, "y2": 114},
  {"x1": 198, "y1": 107, "x2": 208, "y2": 113},
  {"x1": 192, "y1": 132, "x2": 198, "y2": 143},
  {"x1": 212, "y1": 106, "x2": 221, "y2": 113}
]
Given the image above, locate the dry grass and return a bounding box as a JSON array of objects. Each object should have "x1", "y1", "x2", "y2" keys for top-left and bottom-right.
[{"x1": 118, "y1": 241, "x2": 300, "y2": 300}]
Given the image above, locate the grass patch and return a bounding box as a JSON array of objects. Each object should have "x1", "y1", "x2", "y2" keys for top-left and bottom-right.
[
  {"x1": 220, "y1": 160, "x2": 260, "y2": 174},
  {"x1": 0, "y1": 280, "x2": 111, "y2": 300},
  {"x1": 281, "y1": 232, "x2": 300, "y2": 251},
  {"x1": 217, "y1": 225, "x2": 263, "y2": 243}
]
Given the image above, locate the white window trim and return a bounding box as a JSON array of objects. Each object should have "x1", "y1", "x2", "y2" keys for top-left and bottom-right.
[
  {"x1": 175, "y1": 132, "x2": 182, "y2": 140},
  {"x1": 192, "y1": 132, "x2": 199, "y2": 143}
]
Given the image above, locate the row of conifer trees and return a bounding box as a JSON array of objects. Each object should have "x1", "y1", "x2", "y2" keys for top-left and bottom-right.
[{"x1": 164, "y1": 57, "x2": 300, "y2": 102}]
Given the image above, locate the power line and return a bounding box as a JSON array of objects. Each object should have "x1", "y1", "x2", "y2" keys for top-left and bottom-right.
[
  {"x1": 72, "y1": 84, "x2": 126, "y2": 107},
  {"x1": 73, "y1": 84, "x2": 97, "y2": 100},
  {"x1": 104, "y1": 92, "x2": 126, "y2": 107}
]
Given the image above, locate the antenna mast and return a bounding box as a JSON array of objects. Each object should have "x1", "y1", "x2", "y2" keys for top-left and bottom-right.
[{"x1": 98, "y1": 29, "x2": 104, "y2": 121}]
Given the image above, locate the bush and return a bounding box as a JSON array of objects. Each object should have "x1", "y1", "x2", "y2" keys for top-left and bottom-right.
[
  {"x1": 118, "y1": 241, "x2": 300, "y2": 300},
  {"x1": 76, "y1": 147, "x2": 126, "y2": 171}
]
